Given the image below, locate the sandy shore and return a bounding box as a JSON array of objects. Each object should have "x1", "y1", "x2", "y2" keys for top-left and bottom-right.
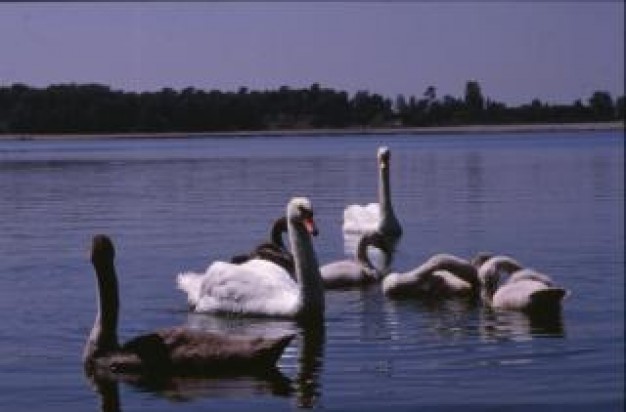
[{"x1": 0, "y1": 121, "x2": 622, "y2": 141}]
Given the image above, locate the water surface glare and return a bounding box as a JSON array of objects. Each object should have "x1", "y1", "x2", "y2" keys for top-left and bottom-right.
[{"x1": 0, "y1": 131, "x2": 623, "y2": 411}]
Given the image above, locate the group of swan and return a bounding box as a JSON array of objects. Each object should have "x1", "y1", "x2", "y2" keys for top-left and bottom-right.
[
  {"x1": 176, "y1": 146, "x2": 568, "y2": 318},
  {"x1": 382, "y1": 252, "x2": 569, "y2": 313},
  {"x1": 85, "y1": 146, "x2": 568, "y2": 382},
  {"x1": 176, "y1": 146, "x2": 404, "y2": 320}
]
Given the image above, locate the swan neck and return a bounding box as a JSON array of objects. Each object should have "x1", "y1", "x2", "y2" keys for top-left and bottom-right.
[
  {"x1": 356, "y1": 236, "x2": 376, "y2": 273},
  {"x1": 377, "y1": 163, "x2": 401, "y2": 240},
  {"x1": 378, "y1": 164, "x2": 393, "y2": 217},
  {"x1": 478, "y1": 258, "x2": 521, "y2": 303},
  {"x1": 271, "y1": 217, "x2": 287, "y2": 249},
  {"x1": 87, "y1": 262, "x2": 120, "y2": 359},
  {"x1": 437, "y1": 259, "x2": 480, "y2": 293},
  {"x1": 288, "y1": 219, "x2": 324, "y2": 319}
]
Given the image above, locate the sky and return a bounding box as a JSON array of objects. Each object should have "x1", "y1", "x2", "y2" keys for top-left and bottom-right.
[{"x1": 0, "y1": 2, "x2": 623, "y2": 106}]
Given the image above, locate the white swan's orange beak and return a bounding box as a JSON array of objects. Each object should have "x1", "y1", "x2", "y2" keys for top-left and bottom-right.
[{"x1": 304, "y1": 217, "x2": 319, "y2": 237}]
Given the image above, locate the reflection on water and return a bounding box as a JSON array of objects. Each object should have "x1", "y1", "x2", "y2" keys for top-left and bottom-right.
[
  {"x1": 87, "y1": 368, "x2": 292, "y2": 412},
  {"x1": 383, "y1": 294, "x2": 480, "y2": 340},
  {"x1": 478, "y1": 308, "x2": 565, "y2": 342},
  {"x1": 384, "y1": 295, "x2": 565, "y2": 341},
  {"x1": 86, "y1": 290, "x2": 568, "y2": 411},
  {"x1": 292, "y1": 325, "x2": 325, "y2": 409},
  {"x1": 89, "y1": 376, "x2": 121, "y2": 412}
]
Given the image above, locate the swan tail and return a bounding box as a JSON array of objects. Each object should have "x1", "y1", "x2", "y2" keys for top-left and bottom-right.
[
  {"x1": 176, "y1": 272, "x2": 205, "y2": 307},
  {"x1": 528, "y1": 288, "x2": 568, "y2": 313}
]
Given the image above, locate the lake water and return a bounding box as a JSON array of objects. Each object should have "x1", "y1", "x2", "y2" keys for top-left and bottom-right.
[{"x1": 0, "y1": 130, "x2": 623, "y2": 411}]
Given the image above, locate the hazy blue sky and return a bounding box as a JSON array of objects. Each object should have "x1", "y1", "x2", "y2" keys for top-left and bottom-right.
[{"x1": 1, "y1": 2, "x2": 623, "y2": 105}]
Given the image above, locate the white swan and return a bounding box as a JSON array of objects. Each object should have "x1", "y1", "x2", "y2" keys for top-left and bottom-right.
[
  {"x1": 177, "y1": 197, "x2": 324, "y2": 322},
  {"x1": 342, "y1": 146, "x2": 402, "y2": 248},
  {"x1": 382, "y1": 253, "x2": 480, "y2": 299},
  {"x1": 85, "y1": 235, "x2": 294, "y2": 378},
  {"x1": 321, "y1": 232, "x2": 390, "y2": 288},
  {"x1": 477, "y1": 255, "x2": 569, "y2": 313}
]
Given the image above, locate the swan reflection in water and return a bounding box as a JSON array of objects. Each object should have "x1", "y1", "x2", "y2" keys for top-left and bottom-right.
[
  {"x1": 383, "y1": 295, "x2": 564, "y2": 342},
  {"x1": 87, "y1": 364, "x2": 291, "y2": 412},
  {"x1": 478, "y1": 307, "x2": 565, "y2": 342},
  {"x1": 87, "y1": 314, "x2": 325, "y2": 411},
  {"x1": 185, "y1": 313, "x2": 325, "y2": 409},
  {"x1": 382, "y1": 295, "x2": 479, "y2": 341}
]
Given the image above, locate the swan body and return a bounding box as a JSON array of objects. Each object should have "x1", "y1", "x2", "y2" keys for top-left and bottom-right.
[
  {"x1": 321, "y1": 232, "x2": 390, "y2": 288},
  {"x1": 342, "y1": 203, "x2": 381, "y2": 234},
  {"x1": 179, "y1": 260, "x2": 298, "y2": 316},
  {"x1": 382, "y1": 253, "x2": 479, "y2": 299},
  {"x1": 84, "y1": 235, "x2": 293, "y2": 378},
  {"x1": 343, "y1": 147, "x2": 402, "y2": 251},
  {"x1": 177, "y1": 197, "x2": 324, "y2": 321},
  {"x1": 230, "y1": 217, "x2": 294, "y2": 275},
  {"x1": 477, "y1": 255, "x2": 568, "y2": 313}
]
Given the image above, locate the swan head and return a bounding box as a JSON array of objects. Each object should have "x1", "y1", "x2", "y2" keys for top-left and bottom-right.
[
  {"x1": 377, "y1": 146, "x2": 390, "y2": 169},
  {"x1": 477, "y1": 255, "x2": 524, "y2": 302},
  {"x1": 287, "y1": 197, "x2": 319, "y2": 236},
  {"x1": 91, "y1": 234, "x2": 115, "y2": 268}
]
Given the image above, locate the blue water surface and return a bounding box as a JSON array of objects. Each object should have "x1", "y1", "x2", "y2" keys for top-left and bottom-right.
[{"x1": 0, "y1": 130, "x2": 623, "y2": 411}]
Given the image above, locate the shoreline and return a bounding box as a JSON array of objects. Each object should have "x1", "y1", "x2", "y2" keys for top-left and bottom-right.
[{"x1": 0, "y1": 121, "x2": 623, "y2": 141}]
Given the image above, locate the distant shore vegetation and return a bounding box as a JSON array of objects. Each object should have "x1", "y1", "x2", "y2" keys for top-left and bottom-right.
[{"x1": 0, "y1": 81, "x2": 623, "y2": 134}]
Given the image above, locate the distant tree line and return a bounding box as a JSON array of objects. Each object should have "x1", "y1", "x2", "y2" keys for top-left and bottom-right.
[{"x1": 0, "y1": 81, "x2": 623, "y2": 134}]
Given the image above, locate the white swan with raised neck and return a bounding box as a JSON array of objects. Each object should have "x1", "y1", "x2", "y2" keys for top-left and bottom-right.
[
  {"x1": 177, "y1": 197, "x2": 324, "y2": 322},
  {"x1": 343, "y1": 146, "x2": 402, "y2": 252}
]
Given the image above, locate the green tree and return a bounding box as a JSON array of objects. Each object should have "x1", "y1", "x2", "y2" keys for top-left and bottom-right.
[
  {"x1": 588, "y1": 91, "x2": 614, "y2": 120},
  {"x1": 464, "y1": 80, "x2": 485, "y2": 113},
  {"x1": 423, "y1": 86, "x2": 436, "y2": 104},
  {"x1": 615, "y1": 95, "x2": 625, "y2": 120}
]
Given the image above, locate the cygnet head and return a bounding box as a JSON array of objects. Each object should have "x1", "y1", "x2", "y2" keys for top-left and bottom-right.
[
  {"x1": 377, "y1": 146, "x2": 390, "y2": 169},
  {"x1": 287, "y1": 197, "x2": 319, "y2": 236},
  {"x1": 91, "y1": 234, "x2": 115, "y2": 267}
]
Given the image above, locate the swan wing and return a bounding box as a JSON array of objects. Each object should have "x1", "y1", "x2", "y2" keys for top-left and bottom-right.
[
  {"x1": 179, "y1": 260, "x2": 299, "y2": 317},
  {"x1": 493, "y1": 279, "x2": 550, "y2": 310},
  {"x1": 507, "y1": 268, "x2": 554, "y2": 286},
  {"x1": 320, "y1": 260, "x2": 365, "y2": 287},
  {"x1": 382, "y1": 270, "x2": 429, "y2": 296},
  {"x1": 383, "y1": 266, "x2": 472, "y2": 298},
  {"x1": 432, "y1": 271, "x2": 473, "y2": 294},
  {"x1": 157, "y1": 327, "x2": 295, "y2": 370},
  {"x1": 238, "y1": 259, "x2": 293, "y2": 282},
  {"x1": 342, "y1": 203, "x2": 380, "y2": 234}
]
